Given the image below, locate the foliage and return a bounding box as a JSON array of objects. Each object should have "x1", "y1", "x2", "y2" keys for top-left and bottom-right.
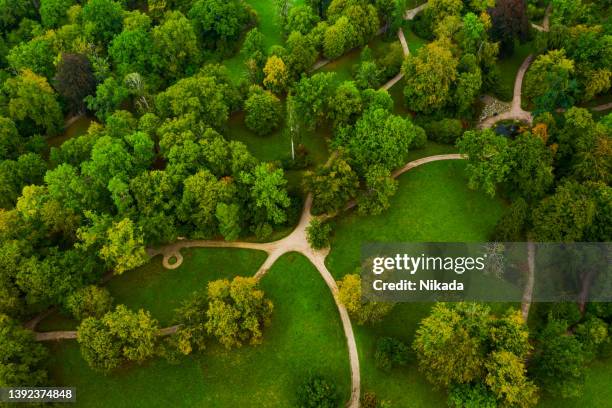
[
  {"x1": 0, "y1": 314, "x2": 48, "y2": 386},
  {"x1": 244, "y1": 86, "x2": 283, "y2": 136},
  {"x1": 85, "y1": 77, "x2": 130, "y2": 122},
  {"x1": 82, "y1": 0, "x2": 124, "y2": 45},
  {"x1": 489, "y1": 0, "x2": 530, "y2": 56},
  {"x1": 40, "y1": 0, "x2": 75, "y2": 28},
  {"x1": 306, "y1": 218, "x2": 332, "y2": 249},
  {"x1": 55, "y1": 53, "x2": 97, "y2": 113},
  {"x1": 263, "y1": 55, "x2": 290, "y2": 94},
  {"x1": 374, "y1": 336, "x2": 410, "y2": 371},
  {"x1": 337, "y1": 273, "x2": 394, "y2": 325},
  {"x1": 188, "y1": 0, "x2": 252, "y2": 51},
  {"x1": 356, "y1": 164, "x2": 398, "y2": 216},
  {"x1": 65, "y1": 285, "x2": 114, "y2": 320},
  {"x1": 77, "y1": 305, "x2": 159, "y2": 373},
  {"x1": 296, "y1": 374, "x2": 338, "y2": 408},
  {"x1": 205, "y1": 276, "x2": 273, "y2": 349},
  {"x1": 3, "y1": 69, "x2": 63, "y2": 136}
]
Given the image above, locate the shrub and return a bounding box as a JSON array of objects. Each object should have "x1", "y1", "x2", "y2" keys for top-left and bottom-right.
[
  {"x1": 422, "y1": 118, "x2": 463, "y2": 144},
  {"x1": 297, "y1": 374, "x2": 338, "y2": 408},
  {"x1": 244, "y1": 86, "x2": 283, "y2": 135},
  {"x1": 306, "y1": 218, "x2": 333, "y2": 249},
  {"x1": 65, "y1": 285, "x2": 113, "y2": 320},
  {"x1": 375, "y1": 337, "x2": 410, "y2": 371}
]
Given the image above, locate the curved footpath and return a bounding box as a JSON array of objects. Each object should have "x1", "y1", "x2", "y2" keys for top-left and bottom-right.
[{"x1": 34, "y1": 154, "x2": 465, "y2": 408}]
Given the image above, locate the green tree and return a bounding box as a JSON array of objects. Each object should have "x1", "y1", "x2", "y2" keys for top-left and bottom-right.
[
  {"x1": 0, "y1": 314, "x2": 48, "y2": 386},
  {"x1": 108, "y1": 19, "x2": 154, "y2": 78},
  {"x1": 306, "y1": 218, "x2": 332, "y2": 249},
  {"x1": 485, "y1": 350, "x2": 539, "y2": 407},
  {"x1": 489, "y1": 0, "x2": 530, "y2": 56},
  {"x1": 375, "y1": 336, "x2": 410, "y2": 371},
  {"x1": 286, "y1": 4, "x2": 320, "y2": 34},
  {"x1": 457, "y1": 129, "x2": 512, "y2": 196},
  {"x1": 327, "y1": 80, "x2": 362, "y2": 127},
  {"x1": 85, "y1": 77, "x2": 130, "y2": 122},
  {"x1": 205, "y1": 276, "x2": 273, "y2": 349},
  {"x1": 507, "y1": 133, "x2": 554, "y2": 201},
  {"x1": 244, "y1": 86, "x2": 283, "y2": 135},
  {"x1": 303, "y1": 152, "x2": 359, "y2": 214},
  {"x1": 40, "y1": 0, "x2": 74, "y2": 28},
  {"x1": 152, "y1": 11, "x2": 199, "y2": 81},
  {"x1": 293, "y1": 72, "x2": 337, "y2": 129},
  {"x1": 77, "y1": 305, "x2": 159, "y2": 373},
  {"x1": 357, "y1": 164, "x2": 398, "y2": 216},
  {"x1": 524, "y1": 50, "x2": 576, "y2": 114},
  {"x1": 173, "y1": 289, "x2": 208, "y2": 355},
  {"x1": 337, "y1": 274, "x2": 394, "y2": 325},
  {"x1": 402, "y1": 39, "x2": 458, "y2": 113},
  {"x1": 3, "y1": 69, "x2": 63, "y2": 136},
  {"x1": 263, "y1": 55, "x2": 290, "y2": 94},
  {"x1": 65, "y1": 285, "x2": 114, "y2": 320},
  {"x1": 0, "y1": 116, "x2": 22, "y2": 161},
  {"x1": 243, "y1": 163, "x2": 291, "y2": 226},
  {"x1": 286, "y1": 31, "x2": 318, "y2": 76},
  {"x1": 215, "y1": 202, "x2": 241, "y2": 241},
  {"x1": 82, "y1": 0, "x2": 124, "y2": 44},
  {"x1": 297, "y1": 374, "x2": 338, "y2": 408},
  {"x1": 188, "y1": 0, "x2": 251, "y2": 50},
  {"x1": 7, "y1": 37, "x2": 56, "y2": 79}
]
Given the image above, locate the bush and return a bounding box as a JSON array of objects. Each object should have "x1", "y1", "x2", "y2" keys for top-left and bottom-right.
[
  {"x1": 422, "y1": 118, "x2": 463, "y2": 144},
  {"x1": 377, "y1": 42, "x2": 404, "y2": 80},
  {"x1": 65, "y1": 285, "x2": 113, "y2": 320},
  {"x1": 244, "y1": 86, "x2": 283, "y2": 135},
  {"x1": 491, "y1": 198, "x2": 528, "y2": 241},
  {"x1": 306, "y1": 218, "x2": 333, "y2": 249},
  {"x1": 297, "y1": 374, "x2": 338, "y2": 408},
  {"x1": 409, "y1": 125, "x2": 427, "y2": 149},
  {"x1": 448, "y1": 383, "x2": 497, "y2": 408},
  {"x1": 375, "y1": 337, "x2": 410, "y2": 371}
]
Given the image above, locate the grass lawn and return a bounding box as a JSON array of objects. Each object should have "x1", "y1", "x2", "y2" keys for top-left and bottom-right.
[
  {"x1": 45, "y1": 251, "x2": 350, "y2": 407},
  {"x1": 402, "y1": 23, "x2": 427, "y2": 54},
  {"x1": 496, "y1": 40, "x2": 536, "y2": 102},
  {"x1": 325, "y1": 160, "x2": 505, "y2": 406},
  {"x1": 225, "y1": 112, "x2": 329, "y2": 167},
  {"x1": 326, "y1": 159, "x2": 505, "y2": 278}
]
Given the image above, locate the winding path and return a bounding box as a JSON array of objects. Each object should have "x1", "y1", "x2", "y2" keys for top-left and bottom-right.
[
  {"x1": 479, "y1": 54, "x2": 534, "y2": 129},
  {"x1": 404, "y1": 2, "x2": 428, "y2": 20},
  {"x1": 34, "y1": 154, "x2": 465, "y2": 407}
]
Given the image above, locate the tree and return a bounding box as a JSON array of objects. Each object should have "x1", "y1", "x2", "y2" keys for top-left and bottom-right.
[
  {"x1": 263, "y1": 55, "x2": 289, "y2": 94},
  {"x1": 77, "y1": 305, "x2": 159, "y2": 373},
  {"x1": 286, "y1": 4, "x2": 320, "y2": 34},
  {"x1": 86, "y1": 77, "x2": 130, "y2": 122},
  {"x1": 485, "y1": 350, "x2": 539, "y2": 407},
  {"x1": 507, "y1": 132, "x2": 554, "y2": 201},
  {"x1": 292, "y1": 72, "x2": 337, "y2": 129},
  {"x1": 297, "y1": 374, "x2": 338, "y2": 408},
  {"x1": 0, "y1": 153, "x2": 47, "y2": 209},
  {"x1": 286, "y1": 31, "x2": 318, "y2": 76},
  {"x1": 243, "y1": 163, "x2": 291, "y2": 227},
  {"x1": 337, "y1": 274, "x2": 394, "y2": 325},
  {"x1": 448, "y1": 383, "x2": 497, "y2": 408},
  {"x1": 524, "y1": 50, "x2": 576, "y2": 114},
  {"x1": 78, "y1": 215, "x2": 149, "y2": 275},
  {"x1": 457, "y1": 129, "x2": 512, "y2": 196},
  {"x1": 215, "y1": 202, "x2": 241, "y2": 241},
  {"x1": 323, "y1": 16, "x2": 352, "y2": 59},
  {"x1": 65, "y1": 285, "x2": 114, "y2": 320},
  {"x1": 7, "y1": 37, "x2": 56, "y2": 79},
  {"x1": 108, "y1": 19, "x2": 154, "y2": 78},
  {"x1": 0, "y1": 314, "x2": 48, "y2": 386},
  {"x1": 82, "y1": 0, "x2": 124, "y2": 44},
  {"x1": 327, "y1": 81, "x2": 362, "y2": 127},
  {"x1": 531, "y1": 319, "x2": 587, "y2": 398},
  {"x1": 173, "y1": 289, "x2": 208, "y2": 355},
  {"x1": 306, "y1": 218, "x2": 332, "y2": 249},
  {"x1": 3, "y1": 70, "x2": 63, "y2": 136},
  {"x1": 375, "y1": 337, "x2": 410, "y2": 371},
  {"x1": 413, "y1": 303, "x2": 533, "y2": 394},
  {"x1": 244, "y1": 86, "x2": 283, "y2": 136},
  {"x1": 155, "y1": 74, "x2": 230, "y2": 129},
  {"x1": 55, "y1": 53, "x2": 97, "y2": 113},
  {"x1": 151, "y1": 11, "x2": 199, "y2": 81},
  {"x1": 357, "y1": 165, "x2": 398, "y2": 216},
  {"x1": 39, "y1": 0, "x2": 74, "y2": 28},
  {"x1": 335, "y1": 108, "x2": 417, "y2": 174},
  {"x1": 0, "y1": 117, "x2": 22, "y2": 161},
  {"x1": 188, "y1": 0, "x2": 251, "y2": 50},
  {"x1": 205, "y1": 276, "x2": 273, "y2": 349},
  {"x1": 303, "y1": 152, "x2": 359, "y2": 214},
  {"x1": 402, "y1": 39, "x2": 458, "y2": 113},
  {"x1": 489, "y1": 0, "x2": 530, "y2": 56}
]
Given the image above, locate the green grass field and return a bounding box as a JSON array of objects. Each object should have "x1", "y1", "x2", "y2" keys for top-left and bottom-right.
[
  {"x1": 326, "y1": 159, "x2": 505, "y2": 279},
  {"x1": 45, "y1": 252, "x2": 350, "y2": 407}
]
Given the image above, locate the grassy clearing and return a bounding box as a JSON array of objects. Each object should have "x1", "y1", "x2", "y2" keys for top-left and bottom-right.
[
  {"x1": 326, "y1": 160, "x2": 505, "y2": 278},
  {"x1": 225, "y1": 112, "x2": 329, "y2": 167},
  {"x1": 46, "y1": 251, "x2": 350, "y2": 407}
]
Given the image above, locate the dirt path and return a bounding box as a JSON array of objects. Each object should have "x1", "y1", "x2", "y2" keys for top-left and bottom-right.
[
  {"x1": 531, "y1": 4, "x2": 552, "y2": 32},
  {"x1": 404, "y1": 2, "x2": 428, "y2": 20},
  {"x1": 479, "y1": 55, "x2": 534, "y2": 129},
  {"x1": 521, "y1": 241, "x2": 535, "y2": 322},
  {"x1": 381, "y1": 28, "x2": 410, "y2": 90}
]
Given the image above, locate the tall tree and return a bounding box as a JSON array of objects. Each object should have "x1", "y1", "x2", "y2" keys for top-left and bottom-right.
[
  {"x1": 55, "y1": 53, "x2": 97, "y2": 113},
  {"x1": 489, "y1": 0, "x2": 530, "y2": 56}
]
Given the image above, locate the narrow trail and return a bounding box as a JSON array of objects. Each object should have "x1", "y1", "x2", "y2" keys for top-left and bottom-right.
[
  {"x1": 34, "y1": 154, "x2": 466, "y2": 407},
  {"x1": 479, "y1": 54, "x2": 534, "y2": 129},
  {"x1": 531, "y1": 4, "x2": 552, "y2": 32},
  {"x1": 404, "y1": 2, "x2": 428, "y2": 20},
  {"x1": 381, "y1": 28, "x2": 410, "y2": 90},
  {"x1": 521, "y1": 241, "x2": 535, "y2": 322}
]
